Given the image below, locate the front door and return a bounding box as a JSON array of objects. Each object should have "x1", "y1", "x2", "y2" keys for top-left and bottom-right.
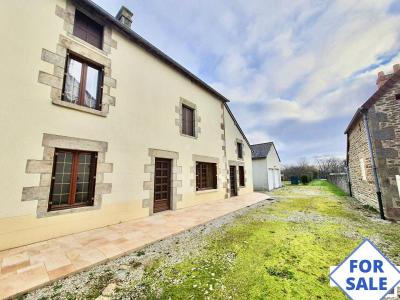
[
  {"x1": 230, "y1": 166, "x2": 237, "y2": 197},
  {"x1": 153, "y1": 158, "x2": 171, "y2": 213}
]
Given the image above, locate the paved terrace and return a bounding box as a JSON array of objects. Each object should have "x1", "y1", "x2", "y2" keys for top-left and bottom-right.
[{"x1": 0, "y1": 192, "x2": 268, "y2": 299}]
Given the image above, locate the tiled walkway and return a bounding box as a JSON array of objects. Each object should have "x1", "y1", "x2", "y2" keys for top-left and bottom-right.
[{"x1": 0, "y1": 192, "x2": 268, "y2": 299}]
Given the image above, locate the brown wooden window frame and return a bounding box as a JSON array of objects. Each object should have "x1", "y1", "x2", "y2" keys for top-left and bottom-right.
[
  {"x1": 73, "y1": 10, "x2": 104, "y2": 50},
  {"x1": 237, "y1": 142, "x2": 243, "y2": 159},
  {"x1": 239, "y1": 166, "x2": 245, "y2": 187},
  {"x1": 62, "y1": 51, "x2": 104, "y2": 111},
  {"x1": 182, "y1": 104, "x2": 195, "y2": 137},
  {"x1": 196, "y1": 162, "x2": 217, "y2": 191},
  {"x1": 48, "y1": 149, "x2": 98, "y2": 212}
]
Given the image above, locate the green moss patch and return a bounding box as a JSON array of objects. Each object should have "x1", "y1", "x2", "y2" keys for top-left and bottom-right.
[{"x1": 115, "y1": 180, "x2": 400, "y2": 299}]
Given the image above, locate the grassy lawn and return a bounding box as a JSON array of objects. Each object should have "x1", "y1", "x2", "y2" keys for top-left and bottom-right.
[
  {"x1": 25, "y1": 180, "x2": 400, "y2": 300},
  {"x1": 117, "y1": 181, "x2": 400, "y2": 300}
]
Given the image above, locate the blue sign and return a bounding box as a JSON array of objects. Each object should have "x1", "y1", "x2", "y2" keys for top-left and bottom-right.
[{"x1": 329, "y1": 239, "x2": 400, "y2": 300}]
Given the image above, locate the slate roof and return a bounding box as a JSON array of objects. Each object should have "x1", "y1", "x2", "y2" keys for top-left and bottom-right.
[
  {"x1": 74, "y1": 0, "x2": 250, "y2": 147},
  {"x1": 250, "y1": 142, "x2": 280, "y2": 161}
]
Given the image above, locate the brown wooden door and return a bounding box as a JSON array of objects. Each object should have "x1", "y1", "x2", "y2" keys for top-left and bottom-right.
[
  {"x1": 230, "y1": 166, "x2": 237, "y2": 197},
  {"x1": 154, "y1": 158, "x2": 171, "y2": 213}
]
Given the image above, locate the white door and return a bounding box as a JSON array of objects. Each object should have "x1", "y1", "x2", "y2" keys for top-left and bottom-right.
[
  {"x1": 273, "y1": 169, "x2": 280, "y2": 188},
  {"x1": 267, "y1": 169, "x2": 274, "y2": 191}
]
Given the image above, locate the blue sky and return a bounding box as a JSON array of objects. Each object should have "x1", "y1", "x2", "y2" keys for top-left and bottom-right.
[{"x1": 94, "y1": 0, "x2": 400, "y2": 164}]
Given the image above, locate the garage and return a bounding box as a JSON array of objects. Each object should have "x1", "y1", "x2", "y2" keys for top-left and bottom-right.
[{"x1": 251, "y1": 142, "x2": 282, "y2": 191}]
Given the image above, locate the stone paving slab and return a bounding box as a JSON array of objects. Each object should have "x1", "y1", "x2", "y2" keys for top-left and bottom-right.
[{"x1": 0, "y1": 192, "x2": 268, "y2": 299}]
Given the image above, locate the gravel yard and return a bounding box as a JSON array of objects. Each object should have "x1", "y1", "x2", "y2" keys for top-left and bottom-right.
[{"x1": 23, "y1": 181, "x2": 400, "y2": 300}]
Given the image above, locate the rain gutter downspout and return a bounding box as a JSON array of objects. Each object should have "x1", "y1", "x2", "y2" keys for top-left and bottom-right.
[{"x1": 362, "y1": 109, "x2": 385, "y2": 220}]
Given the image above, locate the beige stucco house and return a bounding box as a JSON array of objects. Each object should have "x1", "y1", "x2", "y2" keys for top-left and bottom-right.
[{"x1": 0, "y1": 0, "x2": 254, "y2": 251}]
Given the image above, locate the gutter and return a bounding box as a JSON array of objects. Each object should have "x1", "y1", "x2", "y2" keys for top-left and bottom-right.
[
  {"x1": 345, "y1": 134, "x2": 353, "y2": 197},
  {"x1": 362, "y1": 110, "x2": 385, "y2": 220}
]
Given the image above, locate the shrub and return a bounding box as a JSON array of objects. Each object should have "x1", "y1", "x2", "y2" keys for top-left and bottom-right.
[{"x1": 300, "y1": 175, "x2": 309, "y2": 185}]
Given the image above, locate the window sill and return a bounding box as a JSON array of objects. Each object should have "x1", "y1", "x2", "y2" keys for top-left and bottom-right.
[
  {"x1": 38, "y1": 204, "x2": 98, "y2": 218},
  {"x1": 196, "y1": 188, "x2": 219, "y2": 194},
  {"x1": 52, "y1": 99, "x2": 107, "y2": 117},
  {"x1": 181, "y1": 133, "x2": 198, "y2": 139}
]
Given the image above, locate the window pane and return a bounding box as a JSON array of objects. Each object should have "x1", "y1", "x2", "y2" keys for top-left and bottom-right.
[
  {"x1": 64, "y1": 58, "x2": 82, "y2": 104},
  {"x1": 75, "y1": 153, "x2": 93, "y2": 204},
  {"x1": 84, "y1": 66, "x2": 100, "y2": 109},
  {"x1": 239, "y1": 166, "x2": 245, "y2": 186},
  {"x1": 196, "y1": 162, "x2": 216, "y2": 190},
  {"x1": 182, "y1": 105, "x2": 194, "y2": 136},
  {"x1": 51, "y1": 151, "x2": 73, "y2": 207}
]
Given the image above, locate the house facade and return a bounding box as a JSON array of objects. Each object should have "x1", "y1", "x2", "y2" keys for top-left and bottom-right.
[
  {"x1": 345, "y1": 65, "x2": 400, "y2": 220},
  {"x1": 250, "y1": 142, "x2": 282, "y2": 191},
  {"x1": 0, "y1": 0, "x2": 253, "y2": 251}
]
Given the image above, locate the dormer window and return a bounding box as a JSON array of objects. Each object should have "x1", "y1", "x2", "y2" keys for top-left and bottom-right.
[{"x1": 73, "y1": 10, "x2": 104, "y2": 49}]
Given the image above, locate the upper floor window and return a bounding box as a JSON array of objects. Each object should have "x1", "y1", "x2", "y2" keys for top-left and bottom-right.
[
  {"x1": 62, "y1": 52, "x2": 104, "y2": 111},
  {"x1": 196, "y1": 162, "x2": 217, "y2": 191},
  {"x1": 239, "y1": 166, "x2": 245, "y2": 187},
  {"x1": 73, "y1": 10, "x2": 103, "y2": 49},
  {"x1": 182, "y1": 105, "x2": 195, "y2": 136},
  {"x1": 237, "y1": 142, "x2": 243, "y2": 159},
  {"x1": 49, "y1": 149, "x2": 97, "y2": 211}
]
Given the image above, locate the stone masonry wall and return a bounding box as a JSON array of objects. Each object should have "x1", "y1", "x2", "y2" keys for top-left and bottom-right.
[
  {"x1": 369, "y1": 80, "x2": 400, "y2": 219},
  {"x1": 327, "y1": 173, "x2": 350, "y2": 195},
  {"x1": 348, "y1": 118, "x2": 379, "y2": 208}
]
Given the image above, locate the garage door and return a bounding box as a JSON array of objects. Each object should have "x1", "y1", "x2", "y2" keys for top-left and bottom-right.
[{"x1": 268, "y1": 169, "x2": 275, "y2": 191}]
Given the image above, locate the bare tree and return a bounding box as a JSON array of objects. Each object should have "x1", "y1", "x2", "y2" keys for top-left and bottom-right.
[
  {"x1": 315, "y1": 156, "x2": 346, "y2": 179},
  {"x1": 282, "y1": 158, "x2": 318, "y2": 181}
]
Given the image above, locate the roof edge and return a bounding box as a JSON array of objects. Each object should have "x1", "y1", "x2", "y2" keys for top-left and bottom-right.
[
  {"x1": 224, "y1": 103, "x2": 251, "y2": 148},
  {"x1": 345, "y1": 69, "x2": 400, "y2": 134},
  {"x1": 75, "y1": 0, "x2": 230, "y2": 104}
]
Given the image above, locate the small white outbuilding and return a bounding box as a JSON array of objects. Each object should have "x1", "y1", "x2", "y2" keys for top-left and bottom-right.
[{"x1": 251, "y1": 142, "x2": 282, "y2": 191}]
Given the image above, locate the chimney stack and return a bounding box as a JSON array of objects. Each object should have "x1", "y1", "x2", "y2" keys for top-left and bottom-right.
[
  {"x1": 376, "y1": 64, "x2": 400, "y2": 88},
  {"x1": 116, "y1": 6, "x2": 133, "y2": 28}
]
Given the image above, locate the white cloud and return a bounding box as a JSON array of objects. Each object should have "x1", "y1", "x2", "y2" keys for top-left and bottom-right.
[{"x1": 95, "y1": 0, "x2": 400, "y2": 162}]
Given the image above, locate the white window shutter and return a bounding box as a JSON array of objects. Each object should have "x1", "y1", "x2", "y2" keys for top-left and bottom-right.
[{"x1": 396, "y1": 175, "x2": 400, "y2": 197}]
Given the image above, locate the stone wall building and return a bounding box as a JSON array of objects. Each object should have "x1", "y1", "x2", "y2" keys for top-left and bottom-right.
[
  {"x1": 345, "y1": 65, "x2": 400, "y2": 220},
  {"x1": 0, "y1": 0, "x2": 255, "y2": 250}
]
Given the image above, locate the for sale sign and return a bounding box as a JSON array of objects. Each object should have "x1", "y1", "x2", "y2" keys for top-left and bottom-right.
[{"x1": 329, "y1": 239, "x2": 400, "y2": 300}]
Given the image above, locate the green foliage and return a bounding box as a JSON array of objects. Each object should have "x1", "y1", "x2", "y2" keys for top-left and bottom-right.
[{"x1": 300, "y1": 175, "x2": 309, "y2": 185}]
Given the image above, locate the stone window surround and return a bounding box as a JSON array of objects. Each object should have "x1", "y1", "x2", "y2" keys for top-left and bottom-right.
[
  {"x1": 22, "y1": 134, "x2": 113, "y2": 218},
  {"x1": 143, "y1": 149, "x2": 183, "y2": 215},
  {"x1": 190, "y1": 154, "x2": 221, "y2": 193},
  {"x1": 175, "y1": 98, "x2": 201, "y2": 139},
  {"x1": 227, "y1": 160, "x2": 246, "y2": 194},
  {"x1": 235, "y1": 138, "x2": 245, "y2": 161},
  {"x1": 38, "y1": 1, "x2": 117, "y2": 117},
  {"x1": 220, "y1": 103, "x2": 229, "y2": 199}
]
